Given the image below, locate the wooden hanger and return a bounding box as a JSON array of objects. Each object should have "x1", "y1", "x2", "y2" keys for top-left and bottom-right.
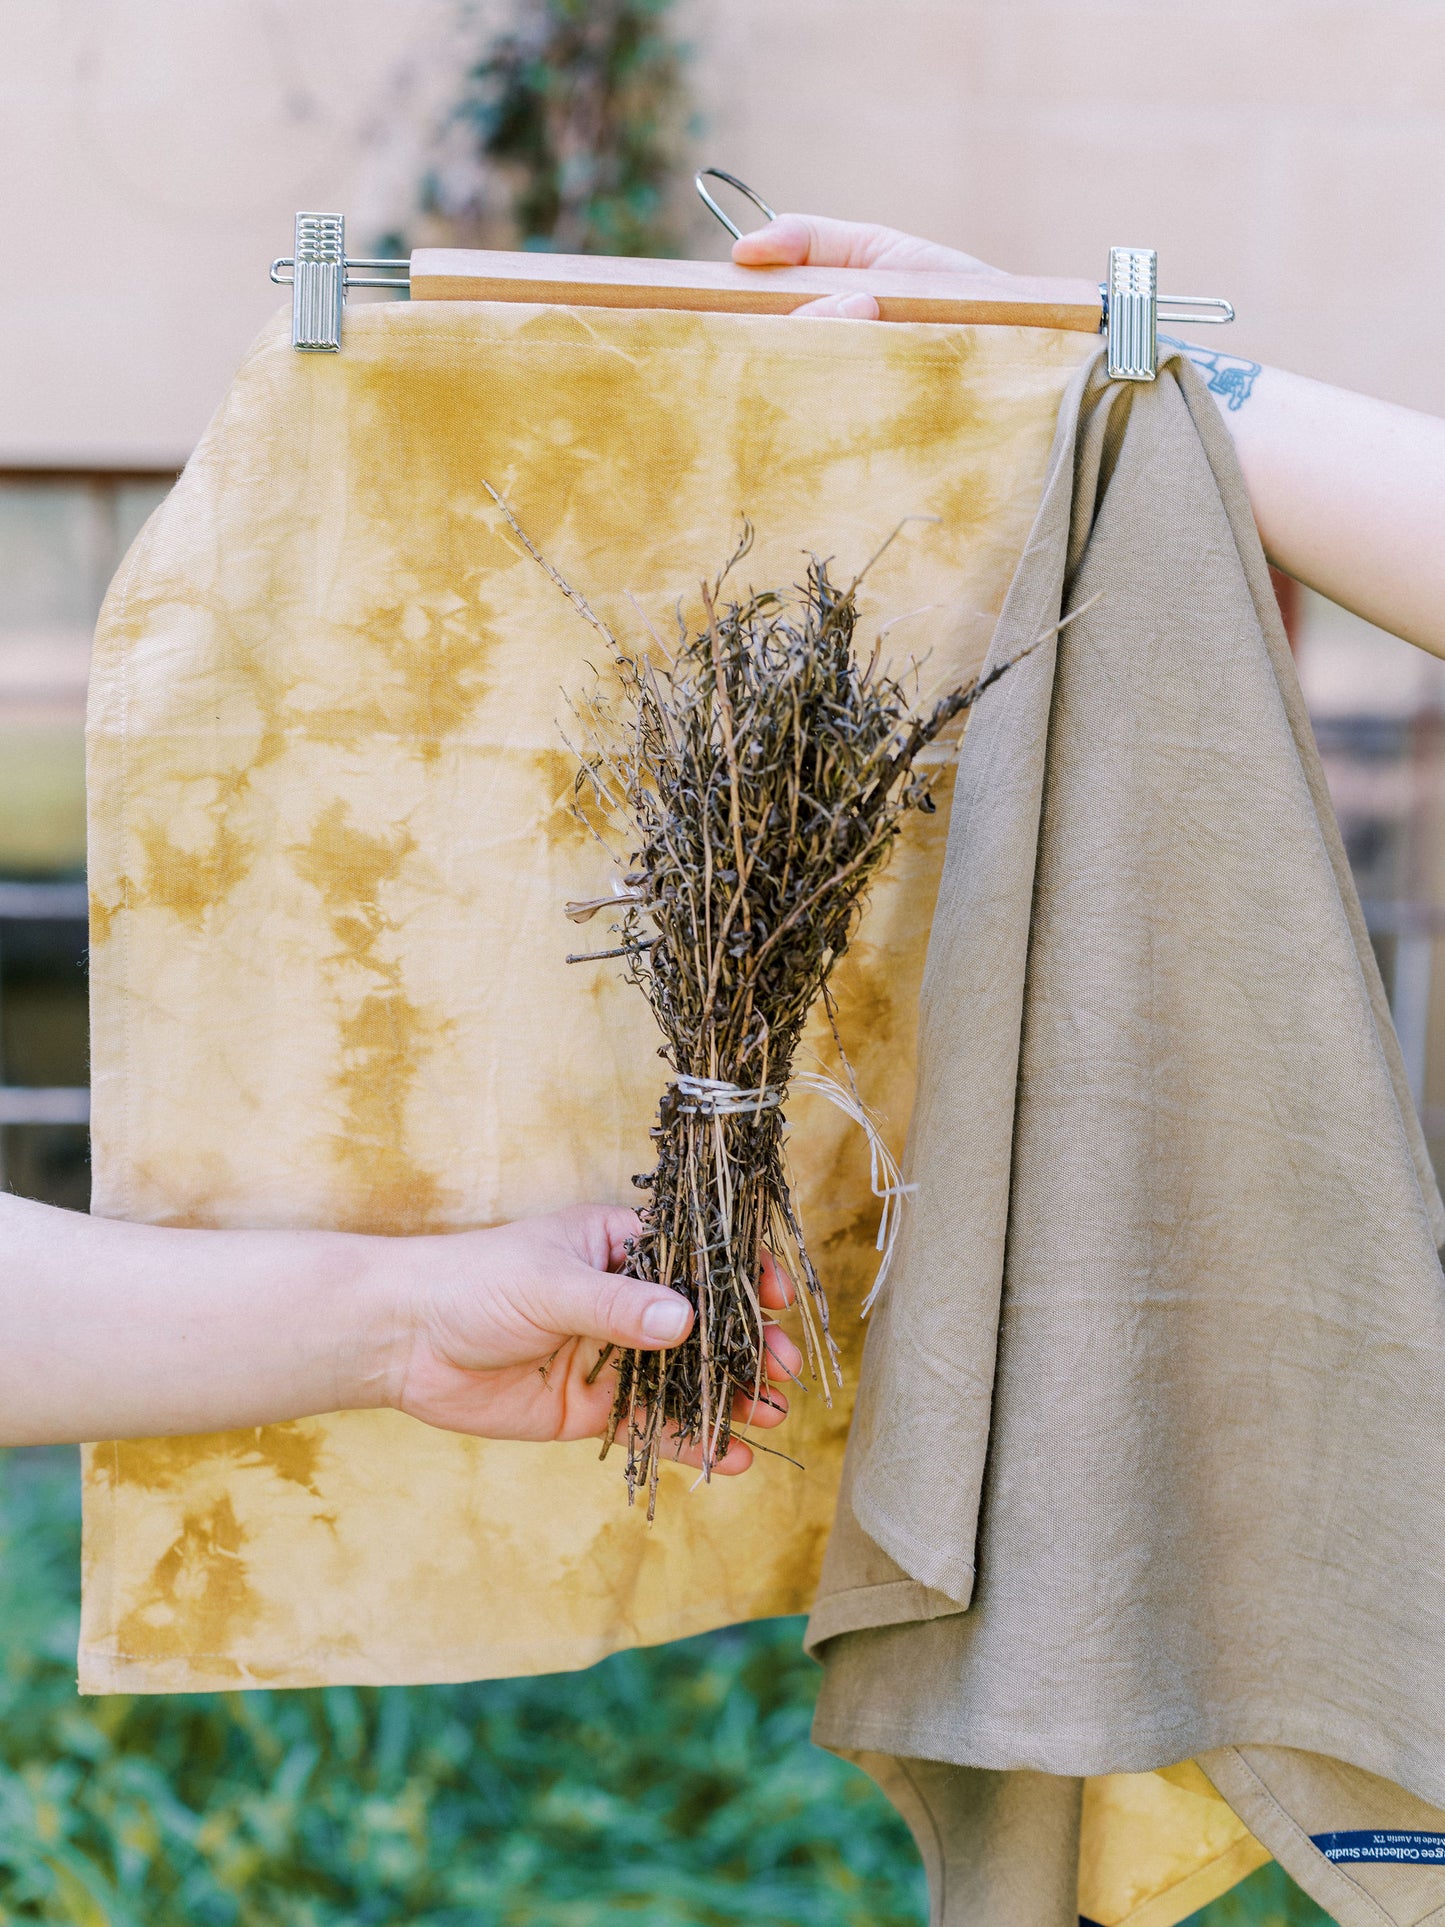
[
  {"x1": 407, "y1": 247, "x2": 1102, "y2": 332},
  {"x1": 272, "y1": 190, "x2": 1233, "y2": 379}
]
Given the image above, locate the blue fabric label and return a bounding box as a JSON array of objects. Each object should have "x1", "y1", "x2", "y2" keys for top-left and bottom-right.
[{"x1": 1312, "y1": 1831, "x2": 1445, "y2": 1864}]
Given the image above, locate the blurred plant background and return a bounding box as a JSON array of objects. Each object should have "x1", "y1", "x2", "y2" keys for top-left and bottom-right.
[
  {"x1": 8, "y1": 0, "x2": 1444, "y2": 1919},
  {"x1": 401, "y1": 0, "x2": 689, "y2": 256},
  {"x1": 0, "y1": 1449, "x2": 1331, "y2": 1926},
  {"x1": 0, "y1": 1452, "x2": 925, "y2": 1926}
]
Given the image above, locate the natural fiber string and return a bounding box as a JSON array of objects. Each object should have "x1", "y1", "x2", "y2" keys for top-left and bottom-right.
[
  {"x1": 665, "y1": 1070, "x2": 912, "y2": 1313},
  {"x1": 789, "y1": 1070, "x2": 915, "y2": 1314},
  {"x1": 671, "y1": 1075, "x2": 785, "y2": 1117}
]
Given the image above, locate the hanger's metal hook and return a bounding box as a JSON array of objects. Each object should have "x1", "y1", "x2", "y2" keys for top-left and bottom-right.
[{"x1": 695, "y1": 168, "x2": 777, "y2": 241}]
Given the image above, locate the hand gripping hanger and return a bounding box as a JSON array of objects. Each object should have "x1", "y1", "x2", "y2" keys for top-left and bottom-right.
[
  {"x1": 695, "y1": 171, "x2": 1235, "y2": 381},
  {"x1": 274, "y1": 170, "x2": 1233, "y2": 379}
]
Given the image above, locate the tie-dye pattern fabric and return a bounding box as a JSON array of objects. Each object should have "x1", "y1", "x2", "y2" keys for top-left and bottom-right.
[{"x1": 81, "y1": 299, "x2": 1092, "y2": 1692}]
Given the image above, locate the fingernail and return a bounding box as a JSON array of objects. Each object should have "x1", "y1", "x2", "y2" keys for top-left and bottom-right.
[
  {"x1": 642, "y1": 1298, "x2": 690, "y2": 1343},
  {"x1": 840, "y1": 293, "x2": 877, "y2": 319}
]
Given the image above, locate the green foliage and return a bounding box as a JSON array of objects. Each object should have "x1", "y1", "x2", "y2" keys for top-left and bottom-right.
[
  {"x1": 0, "y1": 1449, "x2": 921, "y2": 1925},
  {"x1": 434, "y1": 0, "x2": 685, "y2": 256},
  {"x1": 1184, "y1": 1863, "x2": 1335, "y2": 1927},
  {"x1": 0, "y1": 1449, "x2": 1333, "y2": 1925}
]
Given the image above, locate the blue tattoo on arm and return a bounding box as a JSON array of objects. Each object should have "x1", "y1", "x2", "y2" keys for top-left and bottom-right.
[{"x1": 1157, "y1": 333, "x2": 1262, "y2": 410}]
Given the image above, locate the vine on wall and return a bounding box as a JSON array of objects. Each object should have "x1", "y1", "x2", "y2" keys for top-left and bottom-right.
[{"x1": 417, "y1": 0, "x2": 688, "y2": 257}]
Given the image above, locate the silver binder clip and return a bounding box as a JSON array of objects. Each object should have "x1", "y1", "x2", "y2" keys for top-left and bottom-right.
[
  {"x1": 270, "y1": 213, "x2": 410, "y2": 352},
  {"x1": 1104, "y1": 246, "x2": 1234, "y2": 382}
]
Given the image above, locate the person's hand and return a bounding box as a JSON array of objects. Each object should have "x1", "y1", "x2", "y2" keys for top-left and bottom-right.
[
  {"x1": 382, "y1": 1203, "x2": 800, "y2": 1473},
  {"x1": 732, "y1": 213, "x2": 1005, "y2": 320}
]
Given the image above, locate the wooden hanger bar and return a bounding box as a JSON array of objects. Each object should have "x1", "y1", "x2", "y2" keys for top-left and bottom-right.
[
  {"x1": 274, "y1": 216, "x2": 1233, "y2": 370},
  {"x1": 408, "y1": 248, "x2": 1104, "y2": 334}
]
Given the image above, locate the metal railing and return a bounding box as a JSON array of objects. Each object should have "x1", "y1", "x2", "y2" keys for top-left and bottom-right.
[
  {"x1": 0, "y1": 879, "x2": 90, "y2": 1191},
  {"x1": 1359, "y1": 897, "x2": 1445, "y2": 1131},
  {"x1": 0, "y1": 884, "x2": 1441, "y2": 1180}
]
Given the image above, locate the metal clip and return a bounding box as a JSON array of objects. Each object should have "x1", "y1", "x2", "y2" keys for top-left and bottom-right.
[
  {"x1": 1104, "y1": 246, "x2": 1234, "y2": 382},
  {"x1": 270, "y1": 213, "x2": 410, "y2": 352}
]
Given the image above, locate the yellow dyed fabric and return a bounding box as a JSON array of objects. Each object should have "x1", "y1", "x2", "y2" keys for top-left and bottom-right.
[
  {"x1": 81, "y1": 299, "x2": 1091, "y2": 1690},
  {"x1": 79, "y1": 299, "x2": 1256, "y2": 1924},
  {"x1": 1079, "y1": 1767, "x2": 1269, "y2": 1926}
]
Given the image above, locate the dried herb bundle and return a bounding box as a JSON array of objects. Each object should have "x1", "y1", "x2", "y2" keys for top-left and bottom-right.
[{"x1": 491, "y1": 495, "x2": 1025, "y2": 1510}]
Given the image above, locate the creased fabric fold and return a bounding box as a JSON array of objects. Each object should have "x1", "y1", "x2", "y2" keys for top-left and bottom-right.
[{"x1": 808, "y1": 347, "x2": 1445, "y2": 1926}]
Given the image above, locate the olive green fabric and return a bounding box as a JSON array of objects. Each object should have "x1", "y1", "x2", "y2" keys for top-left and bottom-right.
[{"x1": 808, "y1": 348, "x2": 1445, "y2": 1926}]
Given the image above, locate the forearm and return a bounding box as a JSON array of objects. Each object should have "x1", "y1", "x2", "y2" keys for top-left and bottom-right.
[
  {"x1": 0, "y1": 1196, "x2": 749, "y2": 1463},
  {"x1": 733, "y1": 222, "x2": 1445, "y2": 661},
  {"x1": 1169, "y1": 341, "x2": 1445, "y2": 658},
  {"x1": 0, "y1": 1194, "x2": 398, "y2": 1446}
]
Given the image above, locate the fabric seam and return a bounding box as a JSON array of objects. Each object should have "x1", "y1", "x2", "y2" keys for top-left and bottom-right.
[
  {"x1": 100, "y1": 517, "x2": 153, "y2": 1666},
  {"x1": 257, "y1": 326, "x2": 1092, "y2": 378},
  {"x1": 1218, "y1": 1748, "x2": 1396, "y2": 1927},
  {"x1": 894, "y1": 1757, "x2": 948, "y2": 1926}
]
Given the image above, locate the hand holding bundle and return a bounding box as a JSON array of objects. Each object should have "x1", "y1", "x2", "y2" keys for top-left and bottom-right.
[{"x1": 488, "y1": 495, "x2": 1027, "y2": 1511}]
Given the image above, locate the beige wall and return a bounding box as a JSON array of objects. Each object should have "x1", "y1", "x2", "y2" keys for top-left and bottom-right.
[
  {"x1": 4, "y1": 0, "x2": 1444, "y2": 466},
  {"x1": 0, "y1": 0, "x2": 471, "y2": 465},
  {"x1": 695, "y1": 0, "x2": 1445, "y2": 412},
  {"x1": 5, "y1": 2, "x2": 1445, "y2": 1125}
]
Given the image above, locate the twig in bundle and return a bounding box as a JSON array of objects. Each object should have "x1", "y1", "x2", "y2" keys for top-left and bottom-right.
[{"x1": 487, "y1": 489, "x2": 1050, "y2": 1511}]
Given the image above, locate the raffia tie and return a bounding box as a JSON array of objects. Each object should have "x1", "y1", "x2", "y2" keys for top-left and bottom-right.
[
  {"x1": 670, "y1": 1075, "x2": 785, "y2": 1118},
  {"x1": 665, "y1": 1071, "x2": 915, "y2": 1311}
]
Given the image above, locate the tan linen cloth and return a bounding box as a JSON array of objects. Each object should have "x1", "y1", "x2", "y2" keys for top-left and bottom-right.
[
  {"x1": 807, "y1": 346, "x2": 1445, "y2": 1926},
  {"x1": 79, "y1": 298, "x2": 1094, "y2": 1693},
  {"x1": 856, "y1": 1755, "x2": 1271, "y2": 1927}
]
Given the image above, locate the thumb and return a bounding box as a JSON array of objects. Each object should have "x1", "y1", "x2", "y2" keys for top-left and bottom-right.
[{"x1": 546, "y1": 1264, "x2": 694, "y2": 1351}]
